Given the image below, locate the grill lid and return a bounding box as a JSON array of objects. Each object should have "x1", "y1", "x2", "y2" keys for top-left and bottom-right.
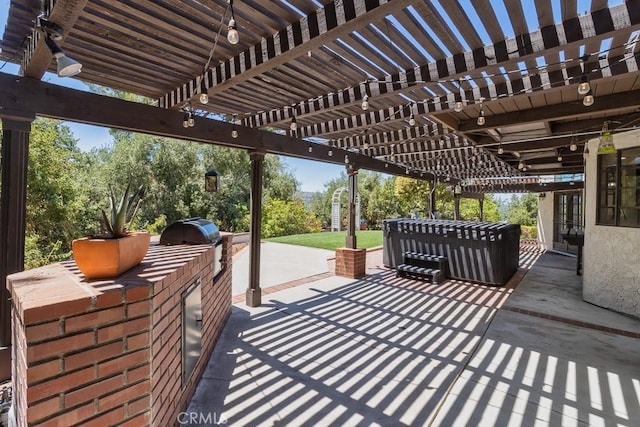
[{"x1": 160, "y1": 217, "x2": 220, "y2": 245}]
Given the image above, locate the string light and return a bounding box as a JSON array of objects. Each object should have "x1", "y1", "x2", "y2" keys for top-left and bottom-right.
[
  {"x1": 361, "y1": 94, "x2": 369, "y2": 111},
  {"x1": 187, "y1": 112, "x2": 195, "y2": 127},
  {"x1": 583, "y1": 144, "x2": 590, "y2": 159},
  {"x1": 408, "y1": 112, "x2": 415, "y2": 126},
  {"x1": 227, "y1": 1, "x2": 239, "y2": 45},
  {"x1": 199, "y1": 77, "x2": 209, "y2": 104},
  {"x1": 497, "y1": 143, "x2": 504, "y2": 155},
  {"x1": 583, "y1": 90, "x2": 594, "y2": 106},
  {"x1": 569, "y1": 137, "x2": 577, "y2": 151},
  {"x1": 577, "y1": 55, "x2": 590, "y2": 95},
  {"x1": 290, "y1": 115, "x2": 297, "y2": 131},
  {"x1": 182, "y1": 112, "x2": 189, "y2": 128},
  {"x1": 477, "y1": 100, "x2": 486, "y2": 126},
  {"x1": 231, "y1": 114, "x2": 238, "y2": 138},
  {"x1": 328, "y1": 149, "x2": 333, "y2": 156}
]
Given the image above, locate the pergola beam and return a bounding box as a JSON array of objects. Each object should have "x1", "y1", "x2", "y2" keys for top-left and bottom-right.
[
  {"x1": 239, "y1": 2, "x2": 639, "y2": 128},
  {"x1": 0, "y1": 72, "x2": 431, "y2": 181},
  {"x1": 458, "y1": 90, "x2": 640, "y2": 132},
  {"x1": 159, "y1": 0, "x2": 418, "y2": 109}
]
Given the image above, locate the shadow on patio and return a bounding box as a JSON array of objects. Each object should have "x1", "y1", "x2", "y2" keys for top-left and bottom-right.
[{"x1": 186, "y1": 248, "x2": 640, "y2": 426}]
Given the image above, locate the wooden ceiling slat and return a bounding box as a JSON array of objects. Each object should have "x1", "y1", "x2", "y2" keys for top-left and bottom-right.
[
  {"x1": 503, "y1": 0, "x2": 529, "y2": 36},
  {"x1": 79, "y1": 7, "x2": 203, "y2": 68},
  {"x1": 470, "y1": 0, "x2": 504, "y2": 43},
  {"x1": 358, "y1": 26, "x2": 415, "y2": 71},
  {"x1": 409, "y1": 2, "x2": 465, "y2": 54},
  {"x1": 436, "y1": 2, "x2": 484, "y2": 49},
  {"x1": 340, "y1": 33, "x2": 404, "y2": 75},
  {"x1": 377, "y1": 16, "x2": 443, "y2": 63},
  {"x1": 534, "y1": 0, "x2": 555, "y2": 28},
  {"x1": 560, "y1": 0, "x2": 578, "y2": 20}
]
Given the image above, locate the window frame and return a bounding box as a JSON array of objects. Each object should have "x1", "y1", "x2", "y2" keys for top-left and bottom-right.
[{"x1": 596, "y1": 147, "x2": 640, "y2": 228}]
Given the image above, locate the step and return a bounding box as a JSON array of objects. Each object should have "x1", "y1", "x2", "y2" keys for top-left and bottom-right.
[
  {"x1": 396, "y1": 264, "x2": 445, "y2": 283},
  {"x1": 402, "y1": 252, "x2": 447, "y2": 263}
]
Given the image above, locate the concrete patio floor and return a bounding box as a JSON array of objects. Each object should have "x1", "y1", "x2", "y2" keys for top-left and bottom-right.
[{"x1": 186, "y1": 245, "x2": 640, "y2": 426}]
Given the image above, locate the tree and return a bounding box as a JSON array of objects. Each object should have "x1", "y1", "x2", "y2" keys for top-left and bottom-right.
[
  {"x1": 261, "y1": 198, "x2": 322, "y2": 237},
  {"x1": 506, "y1": 193, "x2": 538, "y2": 225},
  {"x1": 24, "y1": 119, "x2": 97, "y2": 268}
]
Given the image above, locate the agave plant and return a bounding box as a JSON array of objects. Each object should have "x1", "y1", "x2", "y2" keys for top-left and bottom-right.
[{"x1": 101, "y1": 183, "x2": 145, "y2": 238}]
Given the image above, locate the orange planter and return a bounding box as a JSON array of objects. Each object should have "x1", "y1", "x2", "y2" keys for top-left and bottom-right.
[{"x1": 72, "y1": 231, "x2": 150, "y2": 279}]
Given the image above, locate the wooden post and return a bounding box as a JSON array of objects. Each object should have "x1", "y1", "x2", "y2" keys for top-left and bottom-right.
[
  {"x1": 429, "y1": 177, "x2": 437, "y2": 218},
  {"x1": 0, "y1": 116, "x2": 34, "y2": 380},
  {"x1": 346, "y1": 167, "x2": 358, "y2": 249},
  {"x1": 246, "y1": 151, "x2": 265, "y2": 307},
  {"x1": 479, "y1": 197, "x2": 485, "y2": 221},
  {"x1": 454, "y1": 197, "x2": 461, "y2": 220}
]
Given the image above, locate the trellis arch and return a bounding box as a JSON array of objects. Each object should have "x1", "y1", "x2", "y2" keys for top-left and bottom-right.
[{"x1": 331, "y1": 187, "x2": 360, "y2": 232}]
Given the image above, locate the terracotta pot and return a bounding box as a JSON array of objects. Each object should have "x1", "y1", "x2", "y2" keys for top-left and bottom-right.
[{"x1": 72, "y1": 231, "x2": 151, "y2": 279}]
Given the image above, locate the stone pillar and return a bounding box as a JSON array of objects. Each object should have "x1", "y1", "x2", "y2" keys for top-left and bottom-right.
[
  {"x1": 335, "y1": 247, "x2": 366, "y2": 279},
  {"x1": 346, "y1": 168, "x2": 358, "y2": 249},
  {"x1": 0, "y1": 116, "x2": 34, "y2": 381},
  {"x1": 246, "y1": 151, "x2": 265, "y2": 307}
]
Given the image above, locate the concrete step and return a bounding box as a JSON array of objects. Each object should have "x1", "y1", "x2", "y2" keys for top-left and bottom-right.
[{"x1": 403, "y1": 252, "x2": 447, "y2": 263}]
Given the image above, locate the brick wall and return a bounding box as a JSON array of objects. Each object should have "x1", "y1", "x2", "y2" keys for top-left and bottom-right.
[
  {"x1": 335, "y1": 247, "x2": 367, "y2": 279},
  {"x1": 7, "y1": 236, "x2": 232, "y2": 426}
]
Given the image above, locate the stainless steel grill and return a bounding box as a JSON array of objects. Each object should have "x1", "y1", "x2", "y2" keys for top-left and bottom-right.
[{"x1": 160, "y1": 217, "x2": 220, "y2": 245}]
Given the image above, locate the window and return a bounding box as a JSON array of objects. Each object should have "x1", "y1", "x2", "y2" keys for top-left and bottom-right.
[{"x1": 597, "y1": 147, "x2": 640, "y2": 227}]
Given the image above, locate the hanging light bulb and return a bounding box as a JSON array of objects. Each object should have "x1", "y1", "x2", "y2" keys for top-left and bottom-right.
[
  {"x1": 361, "y1": 94, "x2": 369, "y2": 111},
  {"x1": 344, "y1": 155, "x2": 349, "y2": 164},
  {"x1": 518, "y1": 161, "x2": 525, "y2": 170},
  {"x1": 308, "y1": 145, "x2": 313, "y2": 152},
  {"x1": 328, "y1": 149, "x2": 333, "y2": 157},
  {"x1": 187, "y1": 112, "x2": 195, "y2": 127},
  {"x1": 497, "y1": 145, "x2": 504, "y2": 155},
  {"x1": 557, "y1": 155, "x2": 563, "y2": 161},
  {"x1": 199, "y1": 77, "x2": 209, "y2": 104},
  {"x1": 409, "y1": 112, "x2": 416, "y2": 127},
  {"x1": 227, "y1": 1, "x2": 239, "y2": 45},
  {"x1": 476, "y1": 100, "x2": 486, "y2": 126},
  {"x1": 290, "y1": 115, "x2": 297, "y2": 131},
  {"x1": 583, "y1": 90, "x2": 594, "y2": 107},
  {"x1": 231, "y1": 114, "x2": 238, "y2": 138},
  {"x1": 182, "y1": 112, "x2": 189, "y2": 128},
  {"x1": 454, "y1": 100, "x2": 463, "y2": 112},
  {"x1": 583, "y1": 144, "x2": 590, "y2": 159},
  {"x1": 477, "y1": 110, "x2": 485, "y2": 126},
  {"x1": 570, "y1": 140, "x2": 577, "y2": 151},
  {"x1": 577, "y1": 73, "x2": 590, "y2": 95}
]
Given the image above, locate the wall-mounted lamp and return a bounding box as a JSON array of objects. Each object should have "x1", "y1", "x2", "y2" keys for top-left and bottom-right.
[
  {"x1": 205, "y1": 169, "x2": 220, "y2": 192},
  {"x1": 227, "y1": 0, "x2": 239, "y2": 45},
  {"x1": 43, "y1": 34, "x2": 82, "y2": 77}
]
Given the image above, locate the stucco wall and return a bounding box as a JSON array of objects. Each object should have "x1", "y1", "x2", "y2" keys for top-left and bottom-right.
[
  {"x1": 537, "y1": 192, "x2": 555, "y2": 250},
  {"x1": 582, "y1": 129, "x2": 640, "y2": 318}
]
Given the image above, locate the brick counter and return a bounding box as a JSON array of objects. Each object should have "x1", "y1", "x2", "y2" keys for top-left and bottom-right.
[{"x1": 6, "y1": 236, "x2": 232, "y2": 426}]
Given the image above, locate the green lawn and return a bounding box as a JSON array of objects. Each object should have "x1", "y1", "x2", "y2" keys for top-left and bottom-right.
[{"x1": 265, "y1": 230, "x2": 383, "y2": 250}]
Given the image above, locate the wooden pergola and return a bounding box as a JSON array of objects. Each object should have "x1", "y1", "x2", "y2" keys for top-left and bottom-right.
[{"x1": 1, "y1": 0, "x2": 639, "y2": 356}]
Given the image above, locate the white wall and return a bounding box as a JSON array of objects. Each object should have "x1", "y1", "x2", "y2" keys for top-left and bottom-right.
[
  {"x1": 537, "y1": 192, "x2": 555, "y2": 250},
  {"x1": 582, "y1": 129, "x2": 640, "y2": 318}
]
